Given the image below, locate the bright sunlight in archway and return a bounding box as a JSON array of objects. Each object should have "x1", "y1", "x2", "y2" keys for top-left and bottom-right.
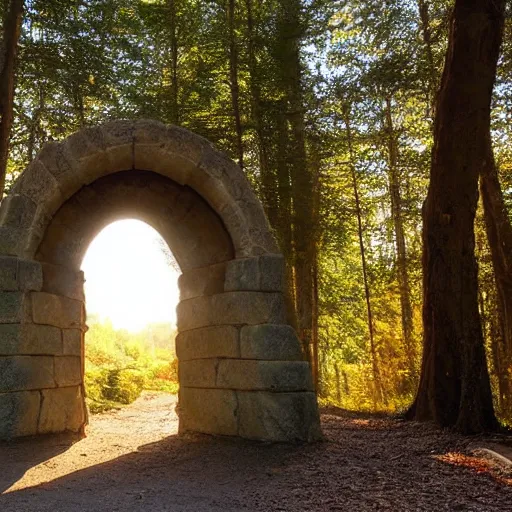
[{"x1": 81, "y1": 219, "x2": 180, "y2": 332}]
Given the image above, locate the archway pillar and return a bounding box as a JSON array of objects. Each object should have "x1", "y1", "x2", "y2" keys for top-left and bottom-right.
[
  {"x1": 176, "y1": 254, "x2": 321, "y2": 442},
  {"x1": 0, "y1": 255, "x2": 86, "y2": 439}
]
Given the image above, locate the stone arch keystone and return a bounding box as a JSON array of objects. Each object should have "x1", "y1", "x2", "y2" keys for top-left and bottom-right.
[{"x1": 0, "y1": 120, "x2": 321, "y2": 442}]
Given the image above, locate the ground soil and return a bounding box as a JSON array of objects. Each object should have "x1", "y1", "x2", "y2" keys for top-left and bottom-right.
[{"x1": 1, "y1": 392, "x2": 511, "y2": 511}]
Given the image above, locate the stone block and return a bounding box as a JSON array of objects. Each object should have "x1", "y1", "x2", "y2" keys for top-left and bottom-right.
[
  {"x1": 101, "y1": 120, "x2": 134, "y2": 173},
  {"x1": 237, "y1": 391, "x2": 322, "y2": 442},
  {"x1": 179, "y1": 387, "x2": 238, "y2": 436},
  {"x1": 259, "y1": 254, "x2": 286, "y2": 292},
  {"x1": 0, "y1": 194, "x2": 37, "y2": 230},
  {"x1": 35, "y1": 221, "x2": 86, "y2": 269},
  {"x1": 0, "y1": 256, "x2": 43, "y2": 292},
  {"x1": 38, "y1": 386, "x2": 85, "y2": 434},
  {"x1": 36, "y1": 141, "x2": 83, "y2": 198},
  {"x1": 55, "y1": 356, "x2": 81, "y2": 387},
  {"x1": 0, "y1": 390, "x2": 40, "y2": 439},
  {"x1": 63, "y1": 128, "x2": 111, "y2": 187},
  {"x1": 0, "y1": 226, "x2": 26, "y2": 256},
  {"x1": 63, "y1": 329, "x2": 82, "y2": 356},
  {"x1": 134, "y1": 143, "x2": 194, "y2": 186},
  {"x1": 240, "y1": 324, "x2": 302, "y2": 361},
  {"x1": 41, "y1": 262, "x2": 85, "y2": 300},
  {"x1": 179, "y1": 359, "x2": 217, "y2": 388},
  {"x1": 11, "y1": 159, "x2": 63, "y2": 217},
  {"x1": 225, "y1": 255, "x2": 285, "y2": 293},
  {"x1": 0, "y1": 256, "x2": 19, "y2": 290},
  {"x1": 178, "y1": 263, "x2": 226, "y2": 300},
  {"x1": 0, "y1": 292, "x2": 30, "y2": 323},
  {"x1": 0, "y1": 356, "x2": 55, "y2": 392},
  {"x1": 31, "y1": 292, "x2": 83, "y2": 329},
  {"x1": 224, "y1": 258, "x2": 259, "y2": 291},
  {"x1": 176, "y1": 325, "x2": 239, "y2": 361},
  {"x1": 216, "y1": 360, "x2": 313, "y2": 392},
  {"x1": 177, "y1": 292, "x2": 287, "y2": 331},
  {"x1": 0, "y1": 324, "x2": 62, "y2": 355}
]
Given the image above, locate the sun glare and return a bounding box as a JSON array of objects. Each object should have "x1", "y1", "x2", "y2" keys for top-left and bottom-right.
[{"x1": 81, "y1": 220, "x2": 180, "y2": 332}]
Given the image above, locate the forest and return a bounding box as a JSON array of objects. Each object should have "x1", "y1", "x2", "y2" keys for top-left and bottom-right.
[{"x1": 1, "y1": 0, "x2": 511, "y2": 432}]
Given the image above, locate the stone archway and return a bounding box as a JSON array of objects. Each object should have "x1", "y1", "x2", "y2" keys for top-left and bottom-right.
[{"x1": 0, "y1": 120, "x2": 321, "y2": 442}]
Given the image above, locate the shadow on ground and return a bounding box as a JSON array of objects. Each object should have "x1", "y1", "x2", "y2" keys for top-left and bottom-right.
[
  {"x1": 1, "y1": 406, "x2": 512, "y2": 511},
  {"x1": 1, "y1": 431, "x2": 316, "y2": 512},
  {"x1": 0, "y1": 432, "x2": 81, "y2": 494}
]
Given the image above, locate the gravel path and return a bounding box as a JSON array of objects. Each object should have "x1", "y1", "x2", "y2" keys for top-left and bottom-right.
[{"x1": 1, "y1": 392, "x2": 511, "y2": 511}]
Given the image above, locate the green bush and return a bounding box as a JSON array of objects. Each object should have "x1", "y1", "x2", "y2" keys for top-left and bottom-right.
[{"x1": 84, "y1": 319, "x2": 179, "y2": 413}]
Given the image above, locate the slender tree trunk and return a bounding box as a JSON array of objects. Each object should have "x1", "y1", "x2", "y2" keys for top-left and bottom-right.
[
  {"x1": 309, "y1": 137, "x2": 322, "y2": 388},
  {"x1": 227, "y1": 0, "x2": 244, "y2": 169},
  {"x1": 27, "y1": 84, "x2": 45, "y2": 162},
  {"x1": 409, "y1": 0, "x2": 504, "y2": 433},
  {"x1": 417, "y1": 0, "x2": 438, "y2": 115},
  {"x1": 384, "y1": 96, "x2": 416, "y2": 377},
  {"x1": 245, "y1": 0, "x2": 276, "y2": 226},
  {"x1": 0, "y1": 0, "x2": 23, "y2": 198},
  {"x1": 275, "y1": 106, "x2": 296, "y2": 327},
  {"x1": 480, "y1": 137, "x2": 512, "y2": 418},
  {"x1": 168, "y1": 0, "x2": 179, "y2": 125},
  {"x1": 344, "y1": 111, "x2": 384, "y2": 403}
]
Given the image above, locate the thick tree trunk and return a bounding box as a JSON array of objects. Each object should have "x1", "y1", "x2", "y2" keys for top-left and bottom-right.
[
  {"x1": 480, "y1": 139, "x2": 512, "y2": 419},
  {"x1": 384, "y1": 97, "x2": 416, "y2": 378},
  {"x1": 410, "y1": 0, "x2": 504, "y2": 433},
  {"x1": 0, "y1": 0, "x2": 23, "y2": 198},
  {"x1": 227, "y1": 0, "x2": 244, "y2": 169},
  {"x1": 344, "y1": 111, "x2": 384, "y2": 403}
]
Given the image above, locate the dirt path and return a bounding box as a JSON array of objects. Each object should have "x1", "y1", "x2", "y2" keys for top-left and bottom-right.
[{"x1": 1, "y1": 392, "x2": 511, "y2": 511}]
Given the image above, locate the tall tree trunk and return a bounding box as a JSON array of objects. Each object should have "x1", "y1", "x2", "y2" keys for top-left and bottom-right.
[
  {"x1": 480, "y1": 139, "x2": 512, "y2": 418},
  {"x1": 344, "y1": 110, "x2": 384, "y2": 403},
  {"x1": 168, "y1": 0, "x2": 179, "y2": 125},
  {"x1": 384, "y1": 96, "x2": 416, "y2": 378},
  {"x1": 227, "y1": 0, "x2": 244, "y2": 169},
  {"x1": 245, "y1": 0, "x2": 276, "y2": 227},
  {"x1": 409, "y1": 0, "x2": 504, "y2": 433},
  {"x1": 308, "y1": 136, "x2": 322, "y2": 388},
  {"x1": 278, "y1": 0, "x2": 315, "y2": 362},
  {"x1": 0, "y1": 0, "x2": 23, "y2": 198},
  {"x1": 275, "y1": 106, "x2": 297, "y2": 328}
]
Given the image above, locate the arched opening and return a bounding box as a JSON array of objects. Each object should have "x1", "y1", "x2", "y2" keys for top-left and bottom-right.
[
  {"x1": 0, "y1": 120, "x2": 320, "y2": 442},
  {"x1": 81, "y1": 219, "x2": 180, "y2": 416}
]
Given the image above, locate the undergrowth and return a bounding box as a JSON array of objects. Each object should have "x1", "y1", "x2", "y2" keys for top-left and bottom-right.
[{"x1": 85, "y1": 318, "x2": 178, "y2": 413}]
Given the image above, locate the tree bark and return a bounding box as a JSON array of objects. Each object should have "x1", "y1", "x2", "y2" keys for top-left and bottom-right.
[
  {"x1": 410, "y1": 0, "x2": 504, "y2": 433},
  {"x1": 480, "y1": 138, "x2": 512, "y2": 418},
  {"x1": 0, "y1": 0, "x2": 23, "y2": 198},
  {"x1": 227, "y1": 0, "x2": 244, "y2": 169},
  {"x1": 384, "y1": 96, "x2": 416, "y2": 378}
]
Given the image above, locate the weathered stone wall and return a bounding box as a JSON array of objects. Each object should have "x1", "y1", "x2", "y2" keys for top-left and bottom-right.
[
  {"x1": 176, "y1": 256, "x2": 321, "y2": 442},
  {"x1": 0, "y1": 256, "x2": 85, "y2": 439},
  {"x1": 0, "y1": 120, "x2": 321, "y2": 443}
]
